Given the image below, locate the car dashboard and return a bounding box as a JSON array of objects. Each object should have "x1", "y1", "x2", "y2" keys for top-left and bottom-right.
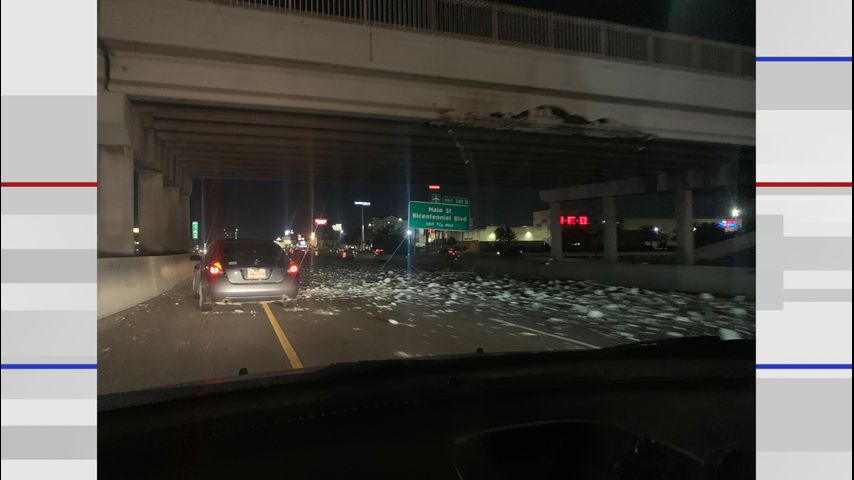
[{"x1": 99, "y1": 338, "x2": 754, "y2": 479}]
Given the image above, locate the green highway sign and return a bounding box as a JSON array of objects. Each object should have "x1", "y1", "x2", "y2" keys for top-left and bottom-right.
[
  {"x1": 409, "y1": 201, "x2": 470, "y2": 231},
  {"x1": 429, "y1": 192, "x2": 443, "y2": 203},
  {"x1": 442, "y1": 195, "x2": 469, "y2": 206},
  {"x1": 191, "y1": 221, "x2": 199, "y2": 240}
]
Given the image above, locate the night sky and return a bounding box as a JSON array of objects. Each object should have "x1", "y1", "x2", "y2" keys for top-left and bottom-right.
[
  {"x1": 192, "y1": 180, "x2": 551, "y2": 240},
  {"x1": 191, "y1": 180, "x2": 753, "y2": 241}
]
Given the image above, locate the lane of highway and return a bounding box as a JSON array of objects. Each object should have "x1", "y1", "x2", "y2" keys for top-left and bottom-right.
[{"x1": 98, "y1": 281, "x2": 588, "y2": 395}]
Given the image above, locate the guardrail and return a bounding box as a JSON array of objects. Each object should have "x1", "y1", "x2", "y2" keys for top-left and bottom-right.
[{"x1": 200, "y1": 0, "x2": 755, "y2": 78}]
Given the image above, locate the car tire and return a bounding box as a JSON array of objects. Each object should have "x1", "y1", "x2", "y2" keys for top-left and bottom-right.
[{"x1": 199, "y1": 281, "x2": 213, "y2": 312}]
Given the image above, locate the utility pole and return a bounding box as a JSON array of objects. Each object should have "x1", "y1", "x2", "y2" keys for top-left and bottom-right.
[
  {"x1": 354, "y1": 201, "x2": 371, "y2": 250},
  {"x1": 426, "y1": 184, "x2": 441, "y2": 253},
  {"x1": 200, "y1": 178, "x2": 206, "y2": 249}
]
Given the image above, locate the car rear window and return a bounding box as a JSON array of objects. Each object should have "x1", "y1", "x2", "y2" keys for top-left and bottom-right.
[{"x1": 219, "y1": 241, "x2": 284, "y2": 265}]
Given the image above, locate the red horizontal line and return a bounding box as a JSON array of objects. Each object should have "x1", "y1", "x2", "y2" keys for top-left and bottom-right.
[
  {"x1": 756, "y1": 182, "x2": 852, "y2": 188},
  {"x1": 1, "y1": 182, "x2": 97, "y2": 188}
]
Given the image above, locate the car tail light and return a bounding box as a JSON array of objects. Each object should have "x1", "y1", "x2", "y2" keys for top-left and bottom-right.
[
  {"x1": 208, "y1": 261, "x2": 223, "y2": 275},
  {"x1": 287, "y1": 263, "x2": 299, "y2": 275}
]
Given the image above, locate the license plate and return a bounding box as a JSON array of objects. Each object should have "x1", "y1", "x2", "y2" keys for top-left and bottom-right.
[{"x1": 245, "y1": 267, "x2": 267, "y2": 280}]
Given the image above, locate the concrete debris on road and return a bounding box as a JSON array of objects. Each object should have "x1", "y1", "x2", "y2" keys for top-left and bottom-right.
[{"x1": 298, "y1": 263, "x2": 754, "y2": 343}]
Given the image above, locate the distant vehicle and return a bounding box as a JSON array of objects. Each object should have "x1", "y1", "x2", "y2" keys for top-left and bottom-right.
[
  {"x1": 373, "y1": 247, "x2": 384, "y2": 255},
  {"x1": 191, "y1": 239, "x2": 300, "y2": 311},
  {"x1": 496, "y1": 247, "x2": 523, "y2": 256},
  {"x1": 340, "y1": 247, "x2": 356, "y2": 260}
]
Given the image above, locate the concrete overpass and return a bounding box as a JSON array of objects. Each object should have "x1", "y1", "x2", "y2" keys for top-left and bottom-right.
[{"x1": 96, "y1": 0, "x2": 755, "y2": 313}]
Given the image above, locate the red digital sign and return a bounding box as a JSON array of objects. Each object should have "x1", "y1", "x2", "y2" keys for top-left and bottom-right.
[
  {"x1": 314, "y1": 218, "x2": 328, "y2": 226},
  {"x1": 427, "y1": 185, "x2": 442, "y2": 190},
  {"x1": 559, "y1": 215, "x2": 589, "y2": 226}
]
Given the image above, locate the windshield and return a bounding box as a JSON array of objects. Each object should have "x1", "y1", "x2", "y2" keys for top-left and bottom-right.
[{"x1": 97, "y1": 0, "x2": 756, "y2": 396}]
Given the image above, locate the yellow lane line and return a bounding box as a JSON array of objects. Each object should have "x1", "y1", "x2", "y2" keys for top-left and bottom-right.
[{"x1": 261, "y1": 303, "x2": 304, "y2": 369}]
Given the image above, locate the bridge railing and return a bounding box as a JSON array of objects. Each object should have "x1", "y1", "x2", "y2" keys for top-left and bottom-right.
[{"x1": 202, "y1": 0, "x2": 755, "y2": 78}]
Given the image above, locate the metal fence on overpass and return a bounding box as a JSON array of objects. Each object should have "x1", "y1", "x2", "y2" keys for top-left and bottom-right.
[{"x1": 200, "y1": 0, "x2": 755, "y2": 78}]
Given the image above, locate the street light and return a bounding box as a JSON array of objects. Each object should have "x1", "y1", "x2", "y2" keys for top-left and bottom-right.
[
  {"x1": 354, "y1": 201, "x2": 371, "y2": 250},
  {"x1": 731, "y1": 207, "x2": 741, "y2": 218}
]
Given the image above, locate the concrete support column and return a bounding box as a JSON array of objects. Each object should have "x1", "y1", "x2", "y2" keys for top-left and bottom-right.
[
  {"x1": 675, "y1": 188, "x2": 695, "y2": 265},
  {"x1": 548, "y1": 201, "x2": 562, "y2": 259},
  {"x1": 97, "y1": 145, "x2": 135, "y2": 257},
  {"x1": 137, "y1": 171, "x2": 166, "y2": 254},
  {"x1": 163, "y1": 186, "x2": 182, "y2": 253},
  {"x1": 602, "y1": 196, "x2": 618, "y2": 263},
  {"x1": 179, "y1": 193, "x2": 191, "y2": 252}
]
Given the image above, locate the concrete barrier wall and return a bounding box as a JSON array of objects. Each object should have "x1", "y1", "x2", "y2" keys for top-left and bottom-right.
[
  {"x1": 358, "y1": 254, "x2": 755, "y2": 297},
  {"x1": 537, "y1": 261, "x2": 755, "y2": 297},
  {"x1": 98, "y1": 254, "x2": 196, "y2": 318}
]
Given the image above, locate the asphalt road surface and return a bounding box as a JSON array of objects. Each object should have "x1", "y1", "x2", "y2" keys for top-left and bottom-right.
[{"x1": 98, "y1": 256, "x2": 754, "y2": 395}]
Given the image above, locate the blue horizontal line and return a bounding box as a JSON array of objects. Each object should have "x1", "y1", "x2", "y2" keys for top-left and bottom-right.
[
  {"x1": 1, "y1": 364, "x2": 97, "y2": 370},
  {"x1": 756, "y1": 364, "x2": 852, "y2": 370},
  {"x1": 756, "y1": 56, "x2": 852, "y2": 62}
]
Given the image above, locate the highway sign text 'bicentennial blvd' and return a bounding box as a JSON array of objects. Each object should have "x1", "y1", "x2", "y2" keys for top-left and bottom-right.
[{"x1": 408, "y1": 201, "x2": 470, "y2": 231}]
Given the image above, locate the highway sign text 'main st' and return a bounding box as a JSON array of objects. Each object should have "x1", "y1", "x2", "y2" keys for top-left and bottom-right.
[{"x1": 408, "y1": 201, "x2": 470, "y2": 231}]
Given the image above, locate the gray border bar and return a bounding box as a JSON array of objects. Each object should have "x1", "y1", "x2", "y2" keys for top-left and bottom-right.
[
  {"x1": 757, "y1": 378, "x2": 852, "y2": 452},
  {"x1": 0, "y1": 426, "x2": 97, "y2": 459},
  {"x1": 757, "y1": 187, "x2": 852, "y2": 196},
  {"x1": 1, "y1": 250, "x2": 96, "y2": 283},
  {"x1": 0, "y1": 96, "x2": 96, "y2": 182},
  {"x1": 1, "y1": 311, "x2": 96, "y2": 360},
  {"x1": 757, "y1": 62, "x2": 853, "y2": 110},
  {"x1": 1, "y1": 188, "x2": 97, "y2": 215},
  {"x1": 1, "y1": 371, "x2": 96, "y2": 399}
]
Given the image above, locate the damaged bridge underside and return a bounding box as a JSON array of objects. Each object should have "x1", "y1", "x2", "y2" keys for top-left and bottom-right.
[{"x1": 137, "y1": 101, "x2": 756, "y2": 188}]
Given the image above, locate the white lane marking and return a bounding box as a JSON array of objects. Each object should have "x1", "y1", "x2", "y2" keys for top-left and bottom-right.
[{"x1": 488, "y1": 318, "x2": 600, "y2": 349}]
